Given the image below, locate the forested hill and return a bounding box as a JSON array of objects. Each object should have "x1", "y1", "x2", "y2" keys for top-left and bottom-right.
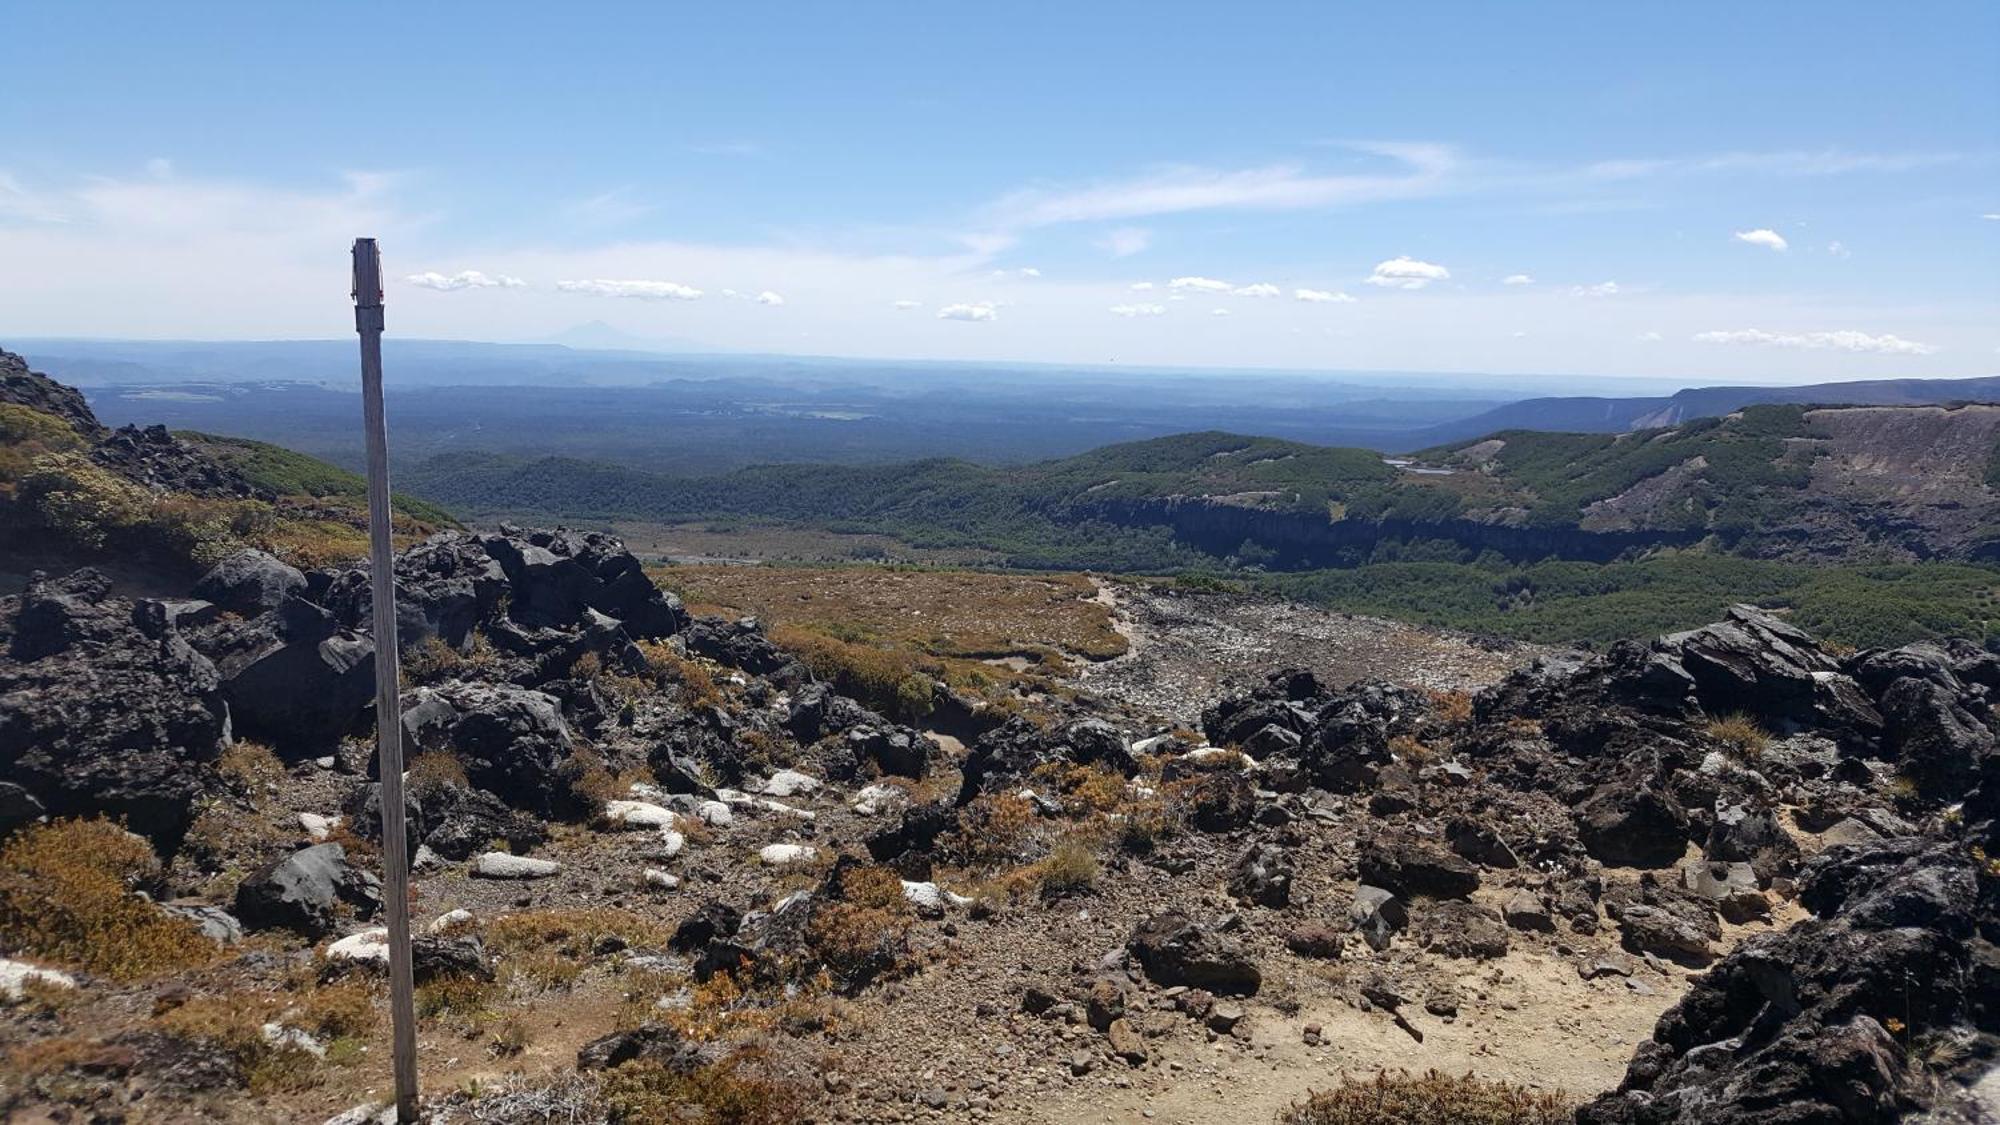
[{"x1": 405, "y1": 403, "x2": 2000, "y2": 571}]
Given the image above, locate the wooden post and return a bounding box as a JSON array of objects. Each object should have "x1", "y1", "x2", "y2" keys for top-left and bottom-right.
[{"x1": 351, "y1": 238, "x2": 420, "y2": 1123}]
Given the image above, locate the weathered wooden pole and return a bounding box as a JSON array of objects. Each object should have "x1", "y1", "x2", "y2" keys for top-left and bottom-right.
[{"x1": 351, "y1": 237, "x2": 420, "y2": 1123}]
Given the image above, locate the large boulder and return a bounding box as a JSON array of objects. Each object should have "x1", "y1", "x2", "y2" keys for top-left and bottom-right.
[
  {"x1": 434, "y1": 683, "x2": 577, "y2": 816},
  {"x1": 233, "y1": 843, "x2": 379, "y2": 938},
  {"x1": 1577, "y1": 780, "x2": 1691, "y2": 868},
  {"x1": 1128, "y1": 912, "x2": 1261, "y2": 995},
  {"x1": 196, "y1": 598, "x2": 375, "y2": 755},
  {"x1": 480, "y1": 527, "x2": 686, "y2": 639},
  {"x1": 1356, "y1": 835, "x2": 1481, "y2": 899},
  {"x1": 1878, "y1": 676, "x2": 1994, "y2": 799},
  {"x1": 1655, "y1": 605, "x2": 1880, "y2": 738},
  {"x1": 0, "y1": 570, "x2": 228, "y2": 849},
  {"x1": 191, "y1": 550, "x2": 305, "y2": 617}
]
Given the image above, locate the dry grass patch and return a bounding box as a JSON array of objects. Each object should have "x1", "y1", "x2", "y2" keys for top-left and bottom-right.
[
  {"x1": 1705, "y1": 712, "x2": 1770, "y2": 757},
  {"x1": 1281, "y1": 1070, "x2": 1572, "y2": 1125},
  {"x1": 0, "y1": 819, "x2": 217, "y2": 980},
  {"x1": 488, "y1": 908, "x2": 671, "y2": 990}
]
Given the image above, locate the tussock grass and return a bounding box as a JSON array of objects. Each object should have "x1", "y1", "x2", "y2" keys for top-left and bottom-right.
[{"x1": 1705, "y1": 712, "x2": 1770, "y2": 757}]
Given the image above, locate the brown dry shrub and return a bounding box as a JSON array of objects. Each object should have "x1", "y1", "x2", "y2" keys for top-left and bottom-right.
[
  {"x1": 942, "y1": 794, "x2": 1037, "y2": 869},
  {"x1": 0, "y1": 819, "x2": 216, "y2": 980},
  {"x1": 768, "y1": 624, "x2": 935, "y2": 723},
  {"x1": 806, "y1": 901, "x2": 913, "y2": 989},
  {"x1": 1426, "y1": 688, "x2": 1475, "y2": 725},
  {"x1": 1280, "y1": 1069, "x2": 1571, "y2": 1125},
  {"x1": 1031, "y1": 761, "x2": 1128, "y2": 814},
  {"x1": 1032, "y1": 838, "x2": 1099, "y2": 899},
  {"x1": 600, "y1": 1046, "x2": 805, "y2": 1125},
  {"x1": 216, "y1": 739, "x2": 284, "y2": 791}
]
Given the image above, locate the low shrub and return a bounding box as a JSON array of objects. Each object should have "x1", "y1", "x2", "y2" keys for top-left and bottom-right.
[
  {"x1": 1280, "y1": 1070, "x2": 1571, "y2": 1125},
  {"x1": 488, "y1": 908, "x2": 671, "y2": 990},
  {"x1": 0, "y1": 819, "x2": 216, "y2": 979},
  {"x1": 1033, "y1": 838, "x2": 1099, "y2": 899},
  {"x1": 599, "y1": 1047, "x2": 805, "y2": 1125}
]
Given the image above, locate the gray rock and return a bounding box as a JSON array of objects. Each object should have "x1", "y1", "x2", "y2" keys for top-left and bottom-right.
[
  {"x1": 234, "y1": 843, "x2": 377, "y2": 938},
  {"x1": 471, "y1": 852, "x2": 563, "y2": 879},
  {"x1": 1350, "y1": 884, "x2": 1408, "y2": 952},
  {"x1": 192, "y1": 550, "x2": 305, "y2": 616}
]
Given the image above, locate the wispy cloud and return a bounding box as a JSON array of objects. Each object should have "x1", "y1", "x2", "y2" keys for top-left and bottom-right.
[
  {"x1": 756, "y1": 290, "x2": 784, "y2": 306},
  {"x1": 1571, "y1": 281, "x2": 1621, "y2": 297},
  {"x1": 1365, "y1": 257, "x2": 1450, "y2": 290},
  {"x1": 561, "y1": 187, "x2": 654, "y2": 227},
  {"x1": 937, "y1": 302, "x2": 996, "y2": 322},
  {"x1": 1210, "y1": 308, "x2": 1232, "y2": 317},
  {"x1": 990, "y1": 266, "x2": 1042, "y2": 279},
  {"x1": 406, "y1": 270, "x2": 526, "y2": 291},
  {"x1": 690, "y1": 140, "x2": 764, "y2": 158},
  {"x1": 1109, "y1": 302, "x2": 1166, "y2": 317},
  {"x1": 1169, "y1": 276, "x2": 1234, "y2": 293},
  {"x1": 1096, "y1": 227, "x2": 1152, "y2": 257},
  {"x1": 1693, "y1": 328, "x2": 1936, "y2": 355},
  {"x1": 1294, "y1": 287, "x2": 1356, "y2": 304},
  {"x1": 556, "y1": 278, "x2": 702, "y2": 300},
  {"x1": 1502, "y1": 274, "x2": 1534, "y2": 286},
  {"x1": 983, "y1": 142, "x2": 1457, "y2": 227},
  {"x1": 891, "y1": 299, "x2": 922, "y2": 310},
  {"x1": 1231, "y1": 282, "x2": 1280, "y2": 298},
  {"x1": 1733, "y1": 228, "x2": 1789, "y2": 251}
]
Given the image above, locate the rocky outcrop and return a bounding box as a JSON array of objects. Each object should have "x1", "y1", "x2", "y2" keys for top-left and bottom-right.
[
  {"x1": 1580, "y1": 839, "x2": 1996, "y2": 1123},
  {"x1": 0, "y1": 349, "x2": 102, "y2": 435},
  {"x1": 0, "y1": 569, "x2": 227, "y2": 848}
]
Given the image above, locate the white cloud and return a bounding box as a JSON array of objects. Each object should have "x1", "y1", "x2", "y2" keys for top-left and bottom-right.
[
  {"x1": 1210, "y1": 308, "x2": 1232, "y2": 317},
  {"x1": 1231, "y1": 282, "x2": 1281, "y2": 298},
  {"x1": 1293, "y1": 287, "x2": 1357, "y2": 304},
  {"x1": 891, "y1": 299, "x2": 922, "y2": 310},
  {"x1": 1169, "y1": 276, "x2": 1234, "y2": 293},
  {"x1": 1097, "y1": 227, "x2": 1152, "y2": 257},
  {"x1": 990, "y1": 266, "x2": 1042, "y2": 279},
  {"x1": 1638, "y1": 331, "x2": 1664, "y2": 342},
  {"x1": 1129, "y1": 281, "x2": 1155, "y2": 291},
  {"x1": 556, "y1": 278, "x2": 702, "y2": 300},
  {"x1": 1502, "y1": 274, "x2": 1535, "y2": 286},
  {"x1": 1512, "y1": 331, "x2": 1529, "y2": 338},
  {"x1": 1109, "y1": 303, "x2": 1166, "y2": 317},
  {"x1": 937, "y1": 302, "x2": 997, "y2": 322},
  {"x1": 1826, "y1": 240, "x2": 1850, "y2": 258},
  {"x1": 144, "y1": 157, "x2": 174, "y2": 179},
  {"x1": 1693, "y1": 328, "x2": 1937, "y2": 356},
  {"x1": 756, "y1": 290, "x2": 784, "y2": 306},
  {"x1": 983, "y1": 142, "x2": 1457, "y2": 227},
  {"x1": 1365, "y1": 256, "x2": 1450, "y2": 290},
  {"x1": 1733, "y1": 228, "x2": 1789, "y2": 252},
  {"x1": 1571, "y1": 281, "x2": 1621, "y2": 298},
  {"x1": 1983, "y1": 213, "x2": 2000, "y2": 221},
  {"x1": 406, "y1": 270, "x2": 528, "y2": 291}
]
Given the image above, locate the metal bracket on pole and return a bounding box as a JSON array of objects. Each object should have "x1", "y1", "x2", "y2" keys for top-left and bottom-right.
[{"x1": 352, "y1": 238, "x2": 420, "y2": 1123}]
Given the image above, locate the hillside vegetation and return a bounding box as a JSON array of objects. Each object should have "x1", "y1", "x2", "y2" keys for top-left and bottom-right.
[{"x1": 1, "y1": 350, "x2": 453, "y2": 576}]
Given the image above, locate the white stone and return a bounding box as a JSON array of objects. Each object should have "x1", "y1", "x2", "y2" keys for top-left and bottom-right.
[
  {"x1": 321, "y1": 1103, "x2": 397, "y2": 1125},
  {"x1": 263, "y1": 1021, "x2": 327, "y2": 1058},
  {"x1": 472, "y1": 852, "x2": 563, "y2": 879},
  {"x1": 297, "y1": 812, "x2": 337, "y2": 842},
  {"x1": 601, "y1": 799, "x2": 677, "y2": 830},
  {"x1": 756, "y1": 798, "x2": 815, "y2": 820},
  {"x1": 326, "y1": 928, "x2": 391, "y2": 966},
  {"x1": 759, "y1": 769, "x2": 821, "y2": 798},
  {"x1": 427, "y1": 908, "x2": 476, "y2": 936},
  {"x1": 643, "y1": 868, "x2": 680, "y2": 890},
  {"x1": 412, "y1": 844, "x2": 443, "y2": 871},
  {"x1": 901, "y1": 880, "x2": 973, "y2": 912},
  {"x1": 0, "y1": 958, "x2": 76, "y2": 1002},
  {"x1": 657, "y1": 829, "x2": 686, "y2": 859},
  {"x1": 852, "y1": 783, "x2": 905, "y2": 816},
  {"x1": 1131, "y1": 733, "x2": 1176, "y2": 755},
  {"x1": 1181, "y1": 746, "x2": 1256, "y2": 770},
  {"x1": 759, "y1": 843, "x2": 819, "y2": 866},
  {"x1": 694, "y1": 800, "x2": 733, "y2": 826}
]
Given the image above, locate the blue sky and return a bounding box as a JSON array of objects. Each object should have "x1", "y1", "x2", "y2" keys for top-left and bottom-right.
[{"x1": 2, "y1": 1, "x2": 1995, "y2": 381}]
